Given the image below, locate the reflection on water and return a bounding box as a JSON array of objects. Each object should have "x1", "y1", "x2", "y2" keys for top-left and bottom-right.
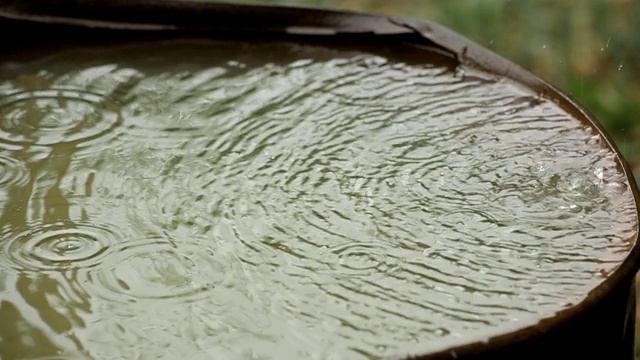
[{"x1": 0, "y1": 39, "x2": 637, "y2": 359}]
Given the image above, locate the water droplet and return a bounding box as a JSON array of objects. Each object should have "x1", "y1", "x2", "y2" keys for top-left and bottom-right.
[
  {"x1": 362, "y1": 56, "x2": 387, "y2": 68},
  {"x1": 532, "y1": 162, "x2": 548, "y2": 173},
  {"x1": 227, "y1": 60, "x2": 245, "y2": 68},
  {"x1": 594, "y1": 167, "x2": 604, "y2": 182},
  {"x1": 52, "y1": 238, "x2": 83, "y2": 254},
  {"x1": 568, "y1": 204, "x2": 583, "y2": 213}
]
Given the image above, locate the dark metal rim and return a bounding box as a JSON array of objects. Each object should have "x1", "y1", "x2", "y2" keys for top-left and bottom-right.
[{"x1": 0, "y1": 1, "x2": 638, "y2": 359}]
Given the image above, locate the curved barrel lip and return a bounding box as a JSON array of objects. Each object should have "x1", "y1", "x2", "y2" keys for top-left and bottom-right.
[{"x1": 1, "y1": 1, "x2": 638, "y2": 358}]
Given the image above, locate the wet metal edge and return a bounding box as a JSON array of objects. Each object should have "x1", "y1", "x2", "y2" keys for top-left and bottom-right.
[{"x1": 0, "y1": 1, "x2": 639, "y2": 359}]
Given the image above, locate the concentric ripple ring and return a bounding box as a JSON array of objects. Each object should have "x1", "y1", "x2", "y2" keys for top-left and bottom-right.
[
  {"x1": 0, "y1": 89, "x2": 122, "y2": 149},
  {"x1": 0, "y1": 223, "x2": 124, "y2": 272},
  {"x1": 0, "y1": 154, "x2": 29, "y2": 187},
  {"x1": 82, "y1": 238, "x2": 225, "y2": 304}
]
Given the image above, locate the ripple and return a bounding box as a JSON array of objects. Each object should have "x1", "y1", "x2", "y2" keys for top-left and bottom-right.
[
  {"x1": 331, "y1": 242, "x2": 386, "y2": 276},
  {"x1": 0, "y1": 89, "x2": 122, "y2": 150},
  {"x1": 0, "y1": 154, "x2": 29, "y2": 187},
  {"x1": 0, "y1": 223, "x2": 123, "y2": 272},
  {"x1": 83, "y1": 239, "x2": 224, "y2": 304},
  {"x1": 0, "y1": 39, "x2": 636, "y2": 359}
]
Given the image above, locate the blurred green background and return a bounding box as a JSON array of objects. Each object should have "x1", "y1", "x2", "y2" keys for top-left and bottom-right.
[
  {"x1": 222, "y1": 0, "x2": 640, "y2": 180},
  {"x1": 220, "y1": 0, "x2": 640, "y2": 354}
]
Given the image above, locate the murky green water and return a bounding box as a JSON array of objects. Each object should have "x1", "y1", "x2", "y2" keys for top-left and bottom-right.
[{"x1": 0, "y1": 38, "x2": 637, "y2": 359}]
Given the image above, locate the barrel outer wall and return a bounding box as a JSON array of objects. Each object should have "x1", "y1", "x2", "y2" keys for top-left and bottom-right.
[{"x1": 0, "y1": 2, "x2": 639, "y2": 359}]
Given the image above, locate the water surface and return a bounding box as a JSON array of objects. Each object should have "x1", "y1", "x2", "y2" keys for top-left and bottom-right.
[{"x1": 0, "y1": 38, "x2": 637, "y2": 359}]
